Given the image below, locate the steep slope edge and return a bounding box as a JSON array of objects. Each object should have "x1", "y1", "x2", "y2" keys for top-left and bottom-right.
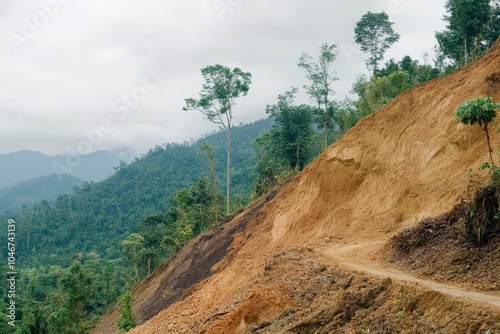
[{"x1": 92, "y1": 39, "x2": 500, "y2": 333}]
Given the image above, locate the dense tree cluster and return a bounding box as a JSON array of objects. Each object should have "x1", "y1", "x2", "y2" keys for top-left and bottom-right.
[
  {"x1": 0, "y1": 174, "x2": 84, "y2": 213},
  {"x1": 436, "y1": 0, "x2": 500, "y2": 67},
  {"x1": 0, "y1": 258, "x2": 133, "y2": 334}
]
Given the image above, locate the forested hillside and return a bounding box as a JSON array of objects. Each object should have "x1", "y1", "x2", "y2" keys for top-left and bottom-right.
[
  {"x1": 0, "y1": 174, "x2": 84, "y2": 213},
  {"x1": 0, "y1": 118, "x2": 272, "y2": 267}
]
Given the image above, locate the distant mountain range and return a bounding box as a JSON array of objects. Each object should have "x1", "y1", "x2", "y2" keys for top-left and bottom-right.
[{"x1": 0, "y1": 150, "x2": 125, "y2": 188}]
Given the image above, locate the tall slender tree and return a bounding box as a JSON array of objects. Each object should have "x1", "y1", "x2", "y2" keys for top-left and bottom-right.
[
  {"x1": 354, "y1": 11, "x2": 400, "y2": 75},
  {"x1": 298, "y1": 43, "x2": 338, "y2": 149},
  {"x1": 184, "y1": 65, "x2": 252, "y2": 214}
]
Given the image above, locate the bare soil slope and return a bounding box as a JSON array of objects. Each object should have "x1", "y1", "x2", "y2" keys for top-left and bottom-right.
[
  {"x1": 384, "y1": 190, "x2": 500, "y2": 293},
  {"x1": 92, "y1": 40, "x2": 500, "y2": 334}
]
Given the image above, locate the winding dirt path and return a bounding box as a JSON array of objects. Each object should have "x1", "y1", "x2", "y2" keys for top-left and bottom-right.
[{"x1": 317, "y1": 241, "x2": 500, "y2": 308}]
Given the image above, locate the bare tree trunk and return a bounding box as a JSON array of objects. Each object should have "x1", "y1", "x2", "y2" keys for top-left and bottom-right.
[
  {"x1": 209, "y1": 149, "x2": 220, "y2": 224},
  {"x1": 296, "y1": 140, "x2": 300, "y2": 169},
  {"x1": 201, "y1": 143, "x2": 220, "y2": 225},
  {"x1": 133, "y1": 263, "x2": 139, "y2": 282},
  {"x1": 226, "y1": 126, "x2": 231, "y2": 215},
  {"x1": 464, "y1": 39, "x2": 468, "y2": 65},
  {"x1": 485, "y1": 123, "x2": 495, "y2": 168},
  {"x1": 323, "y1": 108, "x2": 330, "y2": 149},
  {"x1": 323, "y1": 121, "x2": 328, "y2": 149},
  {"x1": 323, "y1": 98, "x2": 330, "y2": 149}
]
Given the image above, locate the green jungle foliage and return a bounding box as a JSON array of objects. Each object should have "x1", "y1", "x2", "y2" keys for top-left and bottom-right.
[
  {"x1": 436, "y1": 0, "x2": 499, "y2": 68},
  {"x1": 0, "y1": 118, "x2": 272, "y2": 268},
  {"x1": 352, "y1": 55, "x2": 442, "y2": 116},
  {"x1": 0, "y1": 258, "x2": 134, "y2": 333},
  {"x1": 0, "y1": 174, "x2": 84, "y2": 213},
  {"x1": 455, "y1": 96, "x2": 500, "y2": 172},
  {"x1": 117, "y1": 292, "x2": 137, "y2": 332},
  {"x1": 0, "y1": 120, "x2": 271, "y2": 334},
  {"x1": 298, "y1": 43, "x2": 339, "y2": 149}
]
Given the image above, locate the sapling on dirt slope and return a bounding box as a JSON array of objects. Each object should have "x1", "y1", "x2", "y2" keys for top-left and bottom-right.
[
  {"x1": 455, "y1": 96, "x2": 500, "y2": 171},
  {"x1": 455, "y1": 96, "x2": 500, "y2": 245}
]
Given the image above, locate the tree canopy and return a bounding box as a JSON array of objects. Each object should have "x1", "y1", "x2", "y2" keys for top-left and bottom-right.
[
  {"x1": 455, "y1": 96, "x2": 500, "y2": 167},
  {"x1": 184, "y1": 65, "x2": 252, "y2": 129},
  {"x1": 354, "y1": 11, "x2": 400, "y2": 75},
  {"x1": 436, "y1": 0, "x2": 499, "y2": 67}
]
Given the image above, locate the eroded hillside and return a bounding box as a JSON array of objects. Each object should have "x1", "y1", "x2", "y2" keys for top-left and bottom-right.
[{"x1": 92, "y1": 40, "x2": 500, "y2": 334}]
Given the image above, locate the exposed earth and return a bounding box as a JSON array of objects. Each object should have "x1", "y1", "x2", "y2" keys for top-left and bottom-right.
[
  {"x1": 92, "y1": 39, "x2": 500, "y2": 334},
  {"x1": 384, "y1": 191, "x2": 500, "y2": 294}
]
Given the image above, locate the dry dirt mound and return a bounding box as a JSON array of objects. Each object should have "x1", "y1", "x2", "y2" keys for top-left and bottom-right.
[
  {"x1": 384, "y1": 187, "x2": 500, "y2": 293},
  {"x1": 92, "y1": 40, "x2": 500, "y2": 334}
]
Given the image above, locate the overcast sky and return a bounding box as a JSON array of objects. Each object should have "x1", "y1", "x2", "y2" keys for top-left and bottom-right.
[{"x1": 0, "y1": 0, "x2": 447, "y2": 157}]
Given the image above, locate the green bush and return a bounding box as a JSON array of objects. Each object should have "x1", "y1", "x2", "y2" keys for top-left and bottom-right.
[{"x1": 117, "y1": 292, "x2": 137, "y2": 333}]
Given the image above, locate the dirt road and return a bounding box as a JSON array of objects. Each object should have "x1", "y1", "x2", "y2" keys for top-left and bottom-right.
[{"x1": 318, "y1": 241, "x2": 500, "y2": 308}]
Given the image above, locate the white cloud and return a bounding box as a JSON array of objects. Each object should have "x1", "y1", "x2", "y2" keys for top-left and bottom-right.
[{"x1": 0, "y1": 0, "x2": 447, "y2": 156}]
